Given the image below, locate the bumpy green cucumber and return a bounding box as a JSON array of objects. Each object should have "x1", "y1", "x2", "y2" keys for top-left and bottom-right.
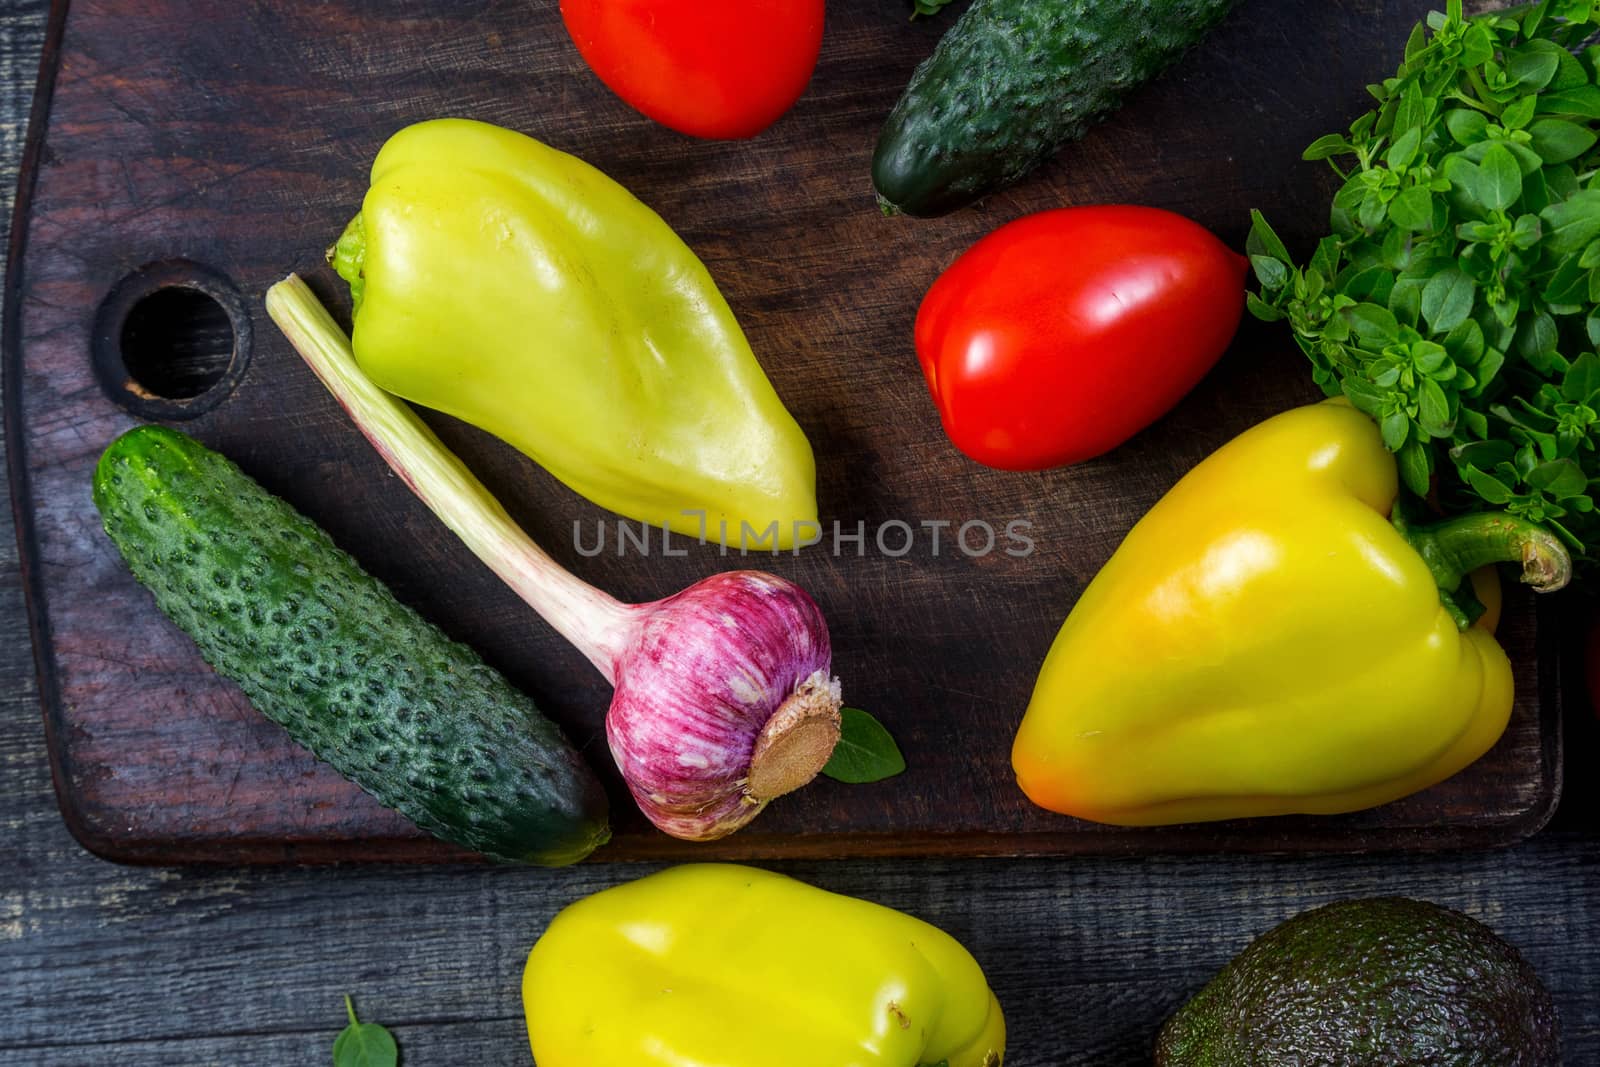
[
  {"x1": 873, "y1": 0, "x2": 1240, "y2": 217},
  {"x1": 92, "y1": 425, "x2": 610, "y2": 866}
]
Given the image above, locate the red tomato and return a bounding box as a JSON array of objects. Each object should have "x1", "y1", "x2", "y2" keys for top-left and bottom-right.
[
  {"x1": 914, "y1": 205, "x2": 1248, "y2": 471},
  {"x1": 559, "y1": 1, "x2": 825, "y2": 140}
]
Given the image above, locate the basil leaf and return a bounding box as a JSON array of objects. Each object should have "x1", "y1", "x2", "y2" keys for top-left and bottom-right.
[
  {"x1": 1510, "y1": 40, "x2": 1563, "y2": 91},
  {"x1": 1537, "y1": 85, "x2": 1600, "y2": 118},
  {"x1": 1387, "y1": 127, "x2": 1423, "y2": 169},
  {"x1": 1444, "y1": 317, "x2": 1485, "y2": 365},
  {"x1": 1445, "y1": 108, "x2": 1489, "y2": 145},
  {"x1": 1528, "y1": 119, "x2": 1598, "y2": 164},
  {"x1": 1501, "y1": 94, "x2": 1539, "y2": 133},
  {"x1": 1543, "y1": 254, "x2": 1590, "y2": 306},
  {"x1": 1303, "y1": 133, "x2": 1356, "y2": 161},
  {"x1": 1563, "y1": 352, "x2": 1600, "y2": 401},
  {"x1": 1466, "y1": 465, "x2": 1516, "y2": 504},
  {"x1": 1249, "y1": 255, "x2": 1288, "y2": 290},
  {"x1": 1454, "y1": 440, "x2": 1515, "y2": 469},
  {"x1": 1382, "y1": 410, "x2": 1412, "y2": 450},
  {"x1": 1389, "y1": 280, "x2": 1424, "y2": 328},
  {"x1": 1421, "y1": 268, "x2": 1476, "y2": 333},
  {"x1": 1540, "y1": 190, "x2": 1600, "y2": 252},
  {"x1": 1419, "y1": 378, "x2": 1455, "y2": 436},
  {"x1": 1246, "y1": 209, "x2": 1293, "y2": 263},
  {"x1": 821, "y1": 708, "x2": 906, "y2": 784},
  {"x1": 1245, "y1": 292, "x2": 1286, "y2": 322},
  {"x1": 1475, "y1": 144, "x2": 1523, "y2": 211},
  {"x1": 1398, "y1": 438, "x2": 1434, "y2": 496},
  {"x1": 334, "y1": 997, "x2": 398, "y2": 1067},
  {"x1": 1388, "y1": 186, "x2": 1435, "y2": 231},
  {"x1": 1347, "y1": 302, "x2": 1400, "y2": 342},
  {"x1": 1529, "y1": 459, "x2": 1589, "y2": 497}
]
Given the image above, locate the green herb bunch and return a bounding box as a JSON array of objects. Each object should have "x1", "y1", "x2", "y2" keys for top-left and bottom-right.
[{"x1": 1250, "y1": 0, "x2": 1600, "y2": 558}]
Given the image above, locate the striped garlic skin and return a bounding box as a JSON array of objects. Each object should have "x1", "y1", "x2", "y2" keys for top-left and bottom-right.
[{"x1": 605, "y1": 571, "x2": 836, "y2": 841}]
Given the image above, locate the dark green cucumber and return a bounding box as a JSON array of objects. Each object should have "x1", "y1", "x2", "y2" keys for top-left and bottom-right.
[
  {"x1": 92, "y1": 425, "x2": 610, "y2": 866},
  {"x1": 874, "y1": 0, "x2": 1240, "y2": 217}
]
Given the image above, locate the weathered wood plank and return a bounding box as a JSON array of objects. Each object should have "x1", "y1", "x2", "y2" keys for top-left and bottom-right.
[{"x1": 3, "y1": 831, "x2": 1600, "y2": 1061}]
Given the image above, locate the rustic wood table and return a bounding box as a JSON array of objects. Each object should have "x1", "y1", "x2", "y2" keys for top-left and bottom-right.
[{"x1": 1, "y1": 4, "x2": 1597, "y2": 1064}]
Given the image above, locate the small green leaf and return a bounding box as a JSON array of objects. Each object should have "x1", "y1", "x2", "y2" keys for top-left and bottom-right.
[
  {"x1": 1563, "y1": 352, "x2": 1600, "y2": 402},
  {"x1": 1528, "y1": 119, "x2": 1598, "y2": 164},
  {"x1": 1547, "y1": 163, "x2": 1581, "y2": 201},
  {"x1": 1381, "y1": 410, "x2": 1411, "y2": 451},
  {"x1": 1543, "y1": 255, "x2": 1591, "y2": 306},
  {"x1": 1472, "y1": 348, "x2": 1507, "y2": 395},
  {"x1": 1509, "y1": 40, "x2": 1563, "y2": 91},
  {"x1": 1398, "y1": 438, "x2": 1434, "y2": 496},
  {"x1": 1389, "y1": 280, "x2": 1423, "y2": 328},
  {"x1": 1386, "y1": 127, "x2": 1423, "y2": 169},
  {"x1": 820, "y1": 708, "x2": 906, "y2": 784},
  {"x1": 1420, "y1": 268, "x2": 1476, "y2": 333},
  {"x1": 1342, "y1": 264, "x2": 1395, "y2": 303},
  {"x1": 1501, "y1": 94, "x2": 1539, "y2": 132},
  {"x1": 1444, "y1": 318, "x2": 1485, "y2": 365},
  {"x1": 1475, "y1": 144, "x2": 1523, "y2": 211},
  {"x1": 1419, "y1": 377, "x2": 1455, "y2": 436},
  {"x1": 1342, "y1": 376, "x2": 1389, "y2": 417},
  {"x1": 1445, "y1": 108, "x2": 1489, "y2": 145},
  {"x1": 1303, "y1": 133, "x2": 1356, "y2": 161},
  {"x1": 334, "y1": 997, "x2": 398, "y2": 1067},
  {"x1": 1529, "y1": 459, "x2": 1589, "y2": 497},
  {"x1": 1537, "y1": 85, "x2": 1600, "y2": 118},
  {"x1": 1466, "y1": 465, "x2": 1516, "y2": 504},
  {"x1": 1246, "y1": 209, "x2": 1293, "y2": 265},
  {"x1": 1516, "y1": 311, "x2": 1561, "y2": 366},
  {"x1": 1346, "y1": 302, "x2": 1400, "y2": 342},
  {"x1": 1245, "y1": 292, "x2": 1286, "y2": 322},
  {"x1": 1394, "y1": 81, "x2": 1430, "y2": 135},
  {"x1": 1540, "y1": 190, "x2": 1600, "y2": 252},
  {"x1": 1454, "y1": 440, "x2": 1515, "y2": 470},
  {"x1": 1511, "y1": 213, "x2": 1543, "y2": 250},
  {"x1": 1388, "y1": 186, "x2": 1435, "y2": 231},
  {"x1": 1249, "y1": 254, "x2": 1288, "y2": 290}
]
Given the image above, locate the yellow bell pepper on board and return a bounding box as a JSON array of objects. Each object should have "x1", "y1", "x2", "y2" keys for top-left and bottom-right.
[
  {"x1": 1012, "y1": 400, "x2": 1569, "y2": 826},
  {"x1": 330, "y1": 118, "x2": 817, "y2": 548},
  {"x1": 522, "y1": 864, "x2": 1005, "y2": 1067}
]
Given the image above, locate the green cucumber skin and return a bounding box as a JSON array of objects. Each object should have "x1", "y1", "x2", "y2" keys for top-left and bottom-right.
[
  {"x1": 873, "y1": 0, "x2": 1241, "y2": 217},
  {"x1": 92, "y1": 425, "x2": 610, "y2": 866}
]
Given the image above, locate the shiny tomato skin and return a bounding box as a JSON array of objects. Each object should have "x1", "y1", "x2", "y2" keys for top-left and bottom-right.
[
  {"x1": 914, "y1": 206, "x2": 1248, "y2": 471},
  {"x1": 559, "y1": 1, "x2": 825, "y2": 140}
]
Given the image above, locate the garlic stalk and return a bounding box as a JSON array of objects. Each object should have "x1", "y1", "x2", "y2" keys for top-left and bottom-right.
[{"x1": 266, "y1": 275, "x2": 842, "y2": 841}]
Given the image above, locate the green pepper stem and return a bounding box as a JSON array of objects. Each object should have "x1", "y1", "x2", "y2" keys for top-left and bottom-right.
[
  {"x1": 265, "y1": 274, "x2": 635, "y2": 683},
  {"x1": 1395, "y1": 509, "x2": 1572, "y2": 612}
]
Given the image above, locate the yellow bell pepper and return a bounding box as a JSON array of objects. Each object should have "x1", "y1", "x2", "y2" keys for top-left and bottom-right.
[
  {"x1": 522, "y1": 864, "x2": 1005, "y2": 1067},
  {"x1": 330, "y1": 118, "x2": 817, "y2": 548},
  {"x1": 1012, "y1": 400, "x2": 1569, "y2": 826}
]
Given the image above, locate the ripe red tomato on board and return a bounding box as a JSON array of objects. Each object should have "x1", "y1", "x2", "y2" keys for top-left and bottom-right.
[
  {"x1": 914, "y1": 205, "x2": 1248, "y2": 471},
  {"x1": 559, "y1": 0, "x2": 826, "y2": 140}
]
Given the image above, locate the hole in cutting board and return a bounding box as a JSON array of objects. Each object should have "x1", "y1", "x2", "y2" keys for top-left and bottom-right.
[
  {"x1": 92, "y1": 260, "x2": 253, "y2": 420},
  {"x1": 121, "y1": 288, "x2": 232, "y2": 399}
]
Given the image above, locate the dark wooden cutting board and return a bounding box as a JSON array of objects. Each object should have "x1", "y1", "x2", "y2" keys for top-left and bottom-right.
[{"x1": 5, "y1": 0, "x2": 1561, "y2": 864}]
